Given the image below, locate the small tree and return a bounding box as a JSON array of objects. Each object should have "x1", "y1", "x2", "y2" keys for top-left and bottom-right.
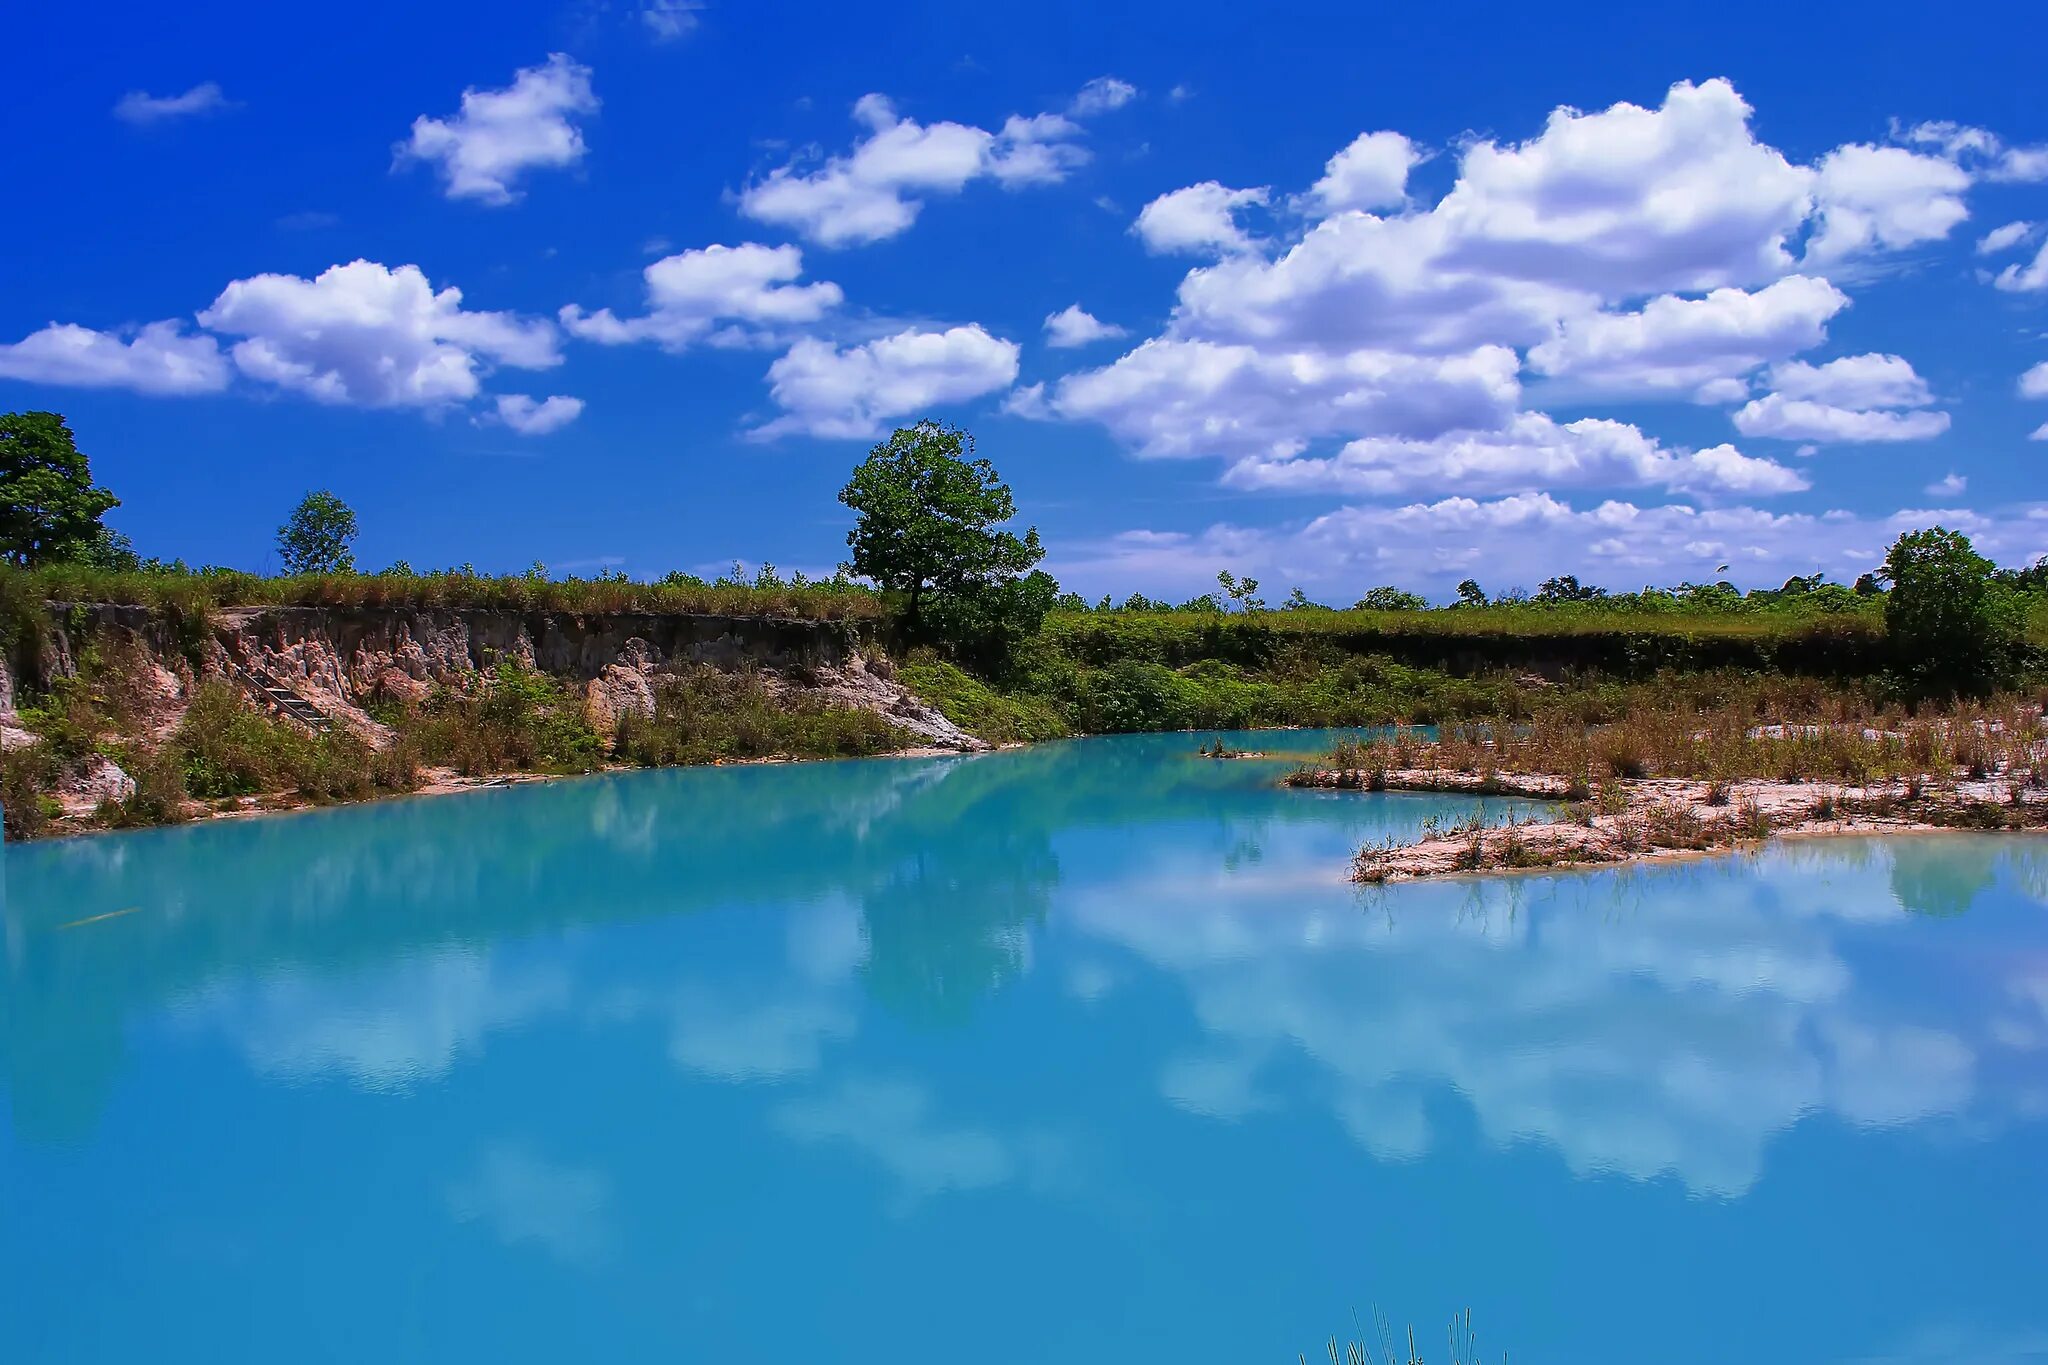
[
  {"x1": 1880, "y1": 526, "x2": 2025, "y2": 698},
  {"x1": 1355, "y1": 586, "x2": 1428, "y2": 611},
  {"x1": 1535, "y1": 574, "x2": 1607, "y2": 604},
  {"x1": 0, "y1": 411, "x2": 120, "y2": 567},
  {"x1": 1454, "y1": 579, "x2": 1488, "y2": 608},
  {"x1": 1216, "y1": 570, "x2": 1265, "y2": 613},
  {"x1": 839, "y1": 422, "x2": 1042, "y2": 632},
  {"x1": 276, "y1": 491, "x2": 359, "y2": 575}
]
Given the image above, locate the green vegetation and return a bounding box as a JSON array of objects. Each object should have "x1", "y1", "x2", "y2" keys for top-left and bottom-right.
[
  {"x1": 839, "y1": 419, "x2": 1044, "y2": 633},
  {"x1": 1289, "y1": 674, "x2": 2046, "y2": 792},
  {"x1": 0, "y1": 411, "x2": 120, "y2": 568},
  {"x1": 1882, "y1": 525, "x2": 2029, "y2": 697},
  {"x1": 4, "y1": 411, "x2": 2047, "y2": 840},
  {"x1": 275, "y1": 490, "x2": 359, "y2": 575},
  {"x1": 0, "y1": 560, "x2": 886, "y2": 621},
  {"x1": 614, "y1": 666, "x2": 907, "y2": 764}
]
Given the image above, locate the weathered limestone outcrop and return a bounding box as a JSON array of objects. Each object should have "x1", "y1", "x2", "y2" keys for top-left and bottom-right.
[{"x1": 8, "y1": 601, "x2": 985, "y2": 754}]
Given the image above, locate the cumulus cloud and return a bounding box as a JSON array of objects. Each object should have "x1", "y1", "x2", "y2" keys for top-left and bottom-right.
[
  {"x1": 1042, "y1": 305, "x2": 1127, "y2": 348},
  {"x1": 1132, "y1": 182, "x2": 1270, "y2": 255},
  {"x1": 1057, "y1": 496, "x2": 2048, "y2": 599},
  {"x1": 0, "y1": 320, "x2": 229, "y2": 395},
  {"x1": 1894, "y1": 121, "x2": 2048, "y2": 184},
  {"x1": 1303, "y1": 131, "x2": 1419, "y2": 214},
  {"x1": 396, "y1": 54, "x2": 598, "y2": 205},
  {"x1": 1762, "y1": 353, "x2": 1934, "y2": 409},
  {"x1": 1527, "y1": 276, "x2": 1848, "y2": 401},
  {"x1": 1803, "y1": 144, "x2": 1971, "y2": 267},
  {"x1": 1732, "y1": 354, "x2": 1947, "y2": 444},
  {"x1": 198, "y1": 259, "x2": 560, "y2": 407},
  {"x1": 1223, "y1": 413, "x2": 1808, "y2": 499},
  {"x1": 112, "y1": 81, "x2": 235, "y2": 125},
  {"x1": 1976, "y1": 221, "x2": 2038, "y2": 255},
  {"x1": 753, "y1": 324, "x2": 1020, "y2": 439},
  {"x1": 560, "y1": 242, "x2": 842, "y2": 350},
  {"x1": 1068, "y1": 77, "x2": 1137, "y2": 117},
  {"x1": 2023, "y1": 362, "x2": 2048, "y2": 400},
  {"x1": 1733, "y1": 395, "x2": 1950, "y2": 443},
  {"x1": 1044, "y1": 337, "x2": 1522, "y2": 458},
  {"x1": 490, "y1": 393, "x2": 584, "y2": 435},
  {"x1": 1993, "y1": 241, "x2": 2048, "y2": 293},
  {"x1": 738, "y1": 94, "x2": 1088, "y2": 246},
  {"x1": 1926, "y1": 472, "x2": 1967, "y2": 498}
]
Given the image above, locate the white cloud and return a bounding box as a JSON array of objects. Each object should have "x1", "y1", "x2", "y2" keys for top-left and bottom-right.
[
  {"x1": 396, "y1": 54, "x2": 598, "y2": 206},
  {"x1": 1763, "y1": 353, "x2": 1935, "y2": 409},
  {"x1": 0, "y1": 320, "x2": 229, "y2": 395},
  {"x1": 198, "y1": 259, "x2": 560, "y2": 407},
  {"x1": 1132, "y1": 182, "x2": 1270, "y2": 256},
  {"x1": 1894, "y1": 120, "x2": 2048, "y2": 184},
  {"x1": 1926, "y1": 472, "x2": 1967, "y2": 498},
  {"x1": 1528, "y1": 276, "x2": 1848, "y2": 400},
  {"x1": 1436, "y1": 79, "x2": 1815, "y2": 295},
  {"x1": 1994, "y1": 241, "x2": 2048, "y2": 293},
  {"x1": 1733, "y1": 395, "x2": 1950, "y2": 443},
  {"x1": 1731, "y1": 355, "x2": 1947, "y2": 445},
  {"x1": 1042, "y1": 304, "x2": 1127, "y2": 349},
  {"x1": 1057, "y1": 495, "x2": 2048, "y2": 599},
  {"x1": 491, "y1": 393, "x2": 584, "y2": 435},
  {"x1": 1045, "y1": 337, "x2": 1522, "y2": 458},
  {"x1": 640, "y1": 0, "x2": 702, "y2": 40},
  {"x1": 739, "y1": 94, "x2": 1087, "y2": 246},
  {"x1": 560, "y1": 242, "x2": 842, "y2": 350},
  {"x1": 1804, "y1": 144, "x2": 1971, "y2": 266},
  {"x1": 1068, "y1": 77, "x2": 1137, "y2": 117},
  {"x1": 753, "y1": 324, "x2": 1020, "y2": 439},
  {"x1": 112, "y1": 82, "x2": 234, "y2": 125},
  {"x1": 1304, "y1": 131, "x2": 1419, "y2": 214},
  {"x1": 1976, "y1": 221, "x2": 2038, "y2": 255},
  {"x1": 2022, "y1": 361, "x2": 2048, "y2": 400},
  {"x1": 2034, "y1": 424, "x2": 2048, "y2": 442},
  {"x1": 1224, "y1": 412, "x2": 1807, "y2": 499}
]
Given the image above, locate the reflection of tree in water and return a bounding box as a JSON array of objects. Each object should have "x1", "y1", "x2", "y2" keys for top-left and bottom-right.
[
  {"x1": 1888, "y1": 837, "x2": 2006, "y2": 918},
  {"x1": 858, "y1": 829, "x2": 1059, "y2": 1029}
]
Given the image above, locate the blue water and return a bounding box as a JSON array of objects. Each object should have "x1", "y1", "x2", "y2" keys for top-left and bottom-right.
[{"x1": 4, "y1": 731, "x2": 2047, "y2": 1363}]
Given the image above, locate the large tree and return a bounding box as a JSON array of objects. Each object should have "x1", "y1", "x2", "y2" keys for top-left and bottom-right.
[
  {"x1": 0, "y1": 411, "x2": 120, "y2": 567},
  {"x1": 1881, "y1": 526, "x2": 2025, "y2": 697},
  {"x1": 276, "y1": 490, "x2": 359, "y2": 575},
  {"x1": 838, "y1": 422, "x2": 1043, "y2": 630}
]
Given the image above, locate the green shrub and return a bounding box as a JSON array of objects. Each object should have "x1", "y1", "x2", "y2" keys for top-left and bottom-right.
[{"x1": 612, "y1": 666, "x2": 906, "y2": 764}]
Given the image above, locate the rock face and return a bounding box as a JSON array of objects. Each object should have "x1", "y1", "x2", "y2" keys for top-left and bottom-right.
[{"x1": 10, "y1": 601, "x2": 984, "y2": 755}]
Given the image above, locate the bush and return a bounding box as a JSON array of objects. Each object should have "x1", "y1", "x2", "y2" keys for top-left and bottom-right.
[
  {"x1": 612, "y1": 666, "x2": 905, "y2": 764},
  {"x1": 401, "y1": 662, "x2": 605, "y2": 775}
]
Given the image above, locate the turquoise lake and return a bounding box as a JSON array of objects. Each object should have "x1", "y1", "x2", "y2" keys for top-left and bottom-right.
[{"x1": 4, "y1": 731, "x2": 2047, "y2": 1362}]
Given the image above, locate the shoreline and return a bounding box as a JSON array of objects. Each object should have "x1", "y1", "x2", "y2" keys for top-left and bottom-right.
[
  {"x1": 1286, "y1": 766, "x2": 2048, "y2": 883},
  {"x1": 24, "y1": 741, "x2": 984, "y2": 844}
]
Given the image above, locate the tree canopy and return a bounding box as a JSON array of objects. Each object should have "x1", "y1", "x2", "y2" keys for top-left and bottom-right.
[
  {"x1": 0, "y1": 411, "x2": 121, "y2": 568},
  {"x1": 839, "y1": 422, "x2": 1043, "y2": 626},
  {"x1": 1881, "y1": 526, "x2": 2025, "y2": 697},
  {"x1": 276, "y1": 490, "x2": 359, "y2": 575}
]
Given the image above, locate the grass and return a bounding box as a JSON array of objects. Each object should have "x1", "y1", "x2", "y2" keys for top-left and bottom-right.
[
  {"x1": 1293, "y1": 675, "x2": 2047, "y2": 791},
  {"x1": 1, "y1": 563, "x2": 886, "y2": 623},
  {"x1": 895, "y1": 650, "x2": 1070, "y2": 743},
  {"x1": 2, "y1": 643, "x2": 918, "y2": 839},
  {"x1": 612, "y1": 666, "x2": 909, "y2": 764}
]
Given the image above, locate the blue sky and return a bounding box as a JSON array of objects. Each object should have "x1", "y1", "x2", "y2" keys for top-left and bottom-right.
[{"x1": 6, "y1": 0, "x2": 2047, "y2": 599}]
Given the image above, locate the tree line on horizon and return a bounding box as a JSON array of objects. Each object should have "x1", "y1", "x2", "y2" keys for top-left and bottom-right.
[{"x1": 4, "y1": 408, "x2": 2044, "y2": 697}]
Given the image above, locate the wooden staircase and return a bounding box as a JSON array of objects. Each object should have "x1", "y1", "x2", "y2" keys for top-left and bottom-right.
[{"x1": 229, "y1": 658, "x2": 334, "y2": 734}]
